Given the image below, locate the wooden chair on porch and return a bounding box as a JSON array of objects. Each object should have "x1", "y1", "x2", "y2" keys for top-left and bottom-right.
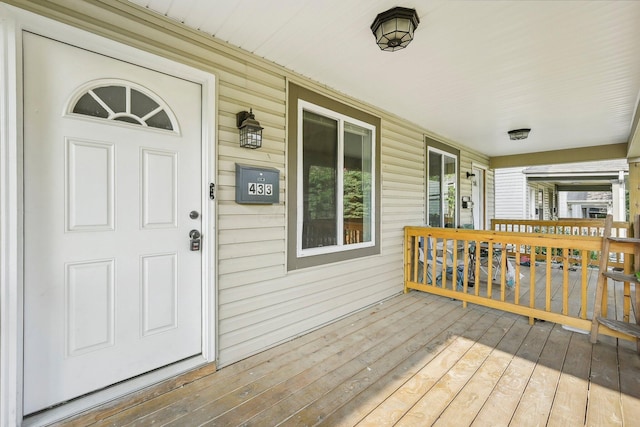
[{"x1": 590, "y1": 214, "x2": 640, "y2": 354}]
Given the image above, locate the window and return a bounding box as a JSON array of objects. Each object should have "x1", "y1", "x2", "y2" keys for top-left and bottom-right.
[
  {"x1": 529, "y1": 188, "x2": 537, "y2": 219},
  {"x1": 538, "y1": 189, "x2": 544, "y2": 220},
  {"x1": 288, "y1": 84, "x2": 380, "y2": 270},
  {"x1": 68, "y1": 80, "x2": 178, "y2": 132},
  {"x1": 426, "y1": 139, "x2": 459, "y2": 227},
  {"x1": 299, "y1": 104, "x2": 374, "y2": 253}
]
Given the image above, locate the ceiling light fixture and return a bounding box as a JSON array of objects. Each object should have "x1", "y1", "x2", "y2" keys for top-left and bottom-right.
[
  {"x1": 370, "y1": 7, "x2": 420, "y2": 52},
  {"x1": 508, "y1": 128, "x2": 531, "y2": 140}
]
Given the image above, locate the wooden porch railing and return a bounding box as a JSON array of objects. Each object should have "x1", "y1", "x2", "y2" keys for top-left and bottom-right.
[
  {"x1": 303, "y1": 219, "x2": 364, "y2": 247},
  {"x1": 491, "y1": 218, "x2": 630, "y2": 269},
  {"x1": 404, "y1": 226, "x2": 636, "y2": 340}
]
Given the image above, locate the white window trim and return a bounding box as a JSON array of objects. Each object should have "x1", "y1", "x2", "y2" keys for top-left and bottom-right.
[{"x1": 296, "y1": 100, "x2": 376, "y2": 258}]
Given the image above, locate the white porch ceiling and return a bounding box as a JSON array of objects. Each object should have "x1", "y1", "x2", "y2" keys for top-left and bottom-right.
[{"x1": 128, "y1": 0, "x2": 640, "y2": 160}]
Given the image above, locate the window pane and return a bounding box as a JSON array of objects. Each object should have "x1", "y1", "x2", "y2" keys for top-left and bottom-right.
[
  {"x1": 302, "y1": 110, "x2": 337, "y2": 249},
  {"x1": 444, "y1": 155, "x2": 457, "y2": 227},
  {"x1": 428, "y1": 151, "x2": 442, "y2": 226},
  {"x1": 145, "y1": 110, "x2": 174, "y2": 130},
  {"x1": 131, "y1": 89, "x2": 159, "y2": 118},
  {"x1": 344, "y1": 122, "x2": 372, "y2": 245},
  {"x1": 428, "y1": 149, "x2": 457, "y2": 227},
  {"x1": 93, "y1": 86, "x2": 126, "y2": 113},
  {"x1": 73, "y1": 93, "x2": 109, "y2": 118},
  {"x1": 114, "y1": 116, "x2": 142, "y2": 124}
]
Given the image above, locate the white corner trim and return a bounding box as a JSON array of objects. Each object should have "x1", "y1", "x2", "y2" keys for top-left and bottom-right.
[{"x1": 0, "y1": 4, "x2": 22, "y2": 426}]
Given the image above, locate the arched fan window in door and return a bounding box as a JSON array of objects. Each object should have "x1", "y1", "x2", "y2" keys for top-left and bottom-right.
[{"x1": 67, "y1": 80, "x2": 179, "y2": 133}]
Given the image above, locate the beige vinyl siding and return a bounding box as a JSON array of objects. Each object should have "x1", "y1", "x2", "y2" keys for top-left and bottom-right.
[
  {"x1": 10, "y1": 0, "x2": 492, "y2": 367},
  {"x1": 495, "y1": 167, "x2": 527, "y2": 219},
  {"x1": 459, "y1": 159, "x2": 473, "y2": 227},
  {"x1": 382, "y1": 122, "x2": 426, "y2": 226},
  {"x1": 486, "y1": 168, "x2": 496, "y2": 226}
]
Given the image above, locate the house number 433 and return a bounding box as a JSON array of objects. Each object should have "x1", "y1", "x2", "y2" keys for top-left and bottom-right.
[{"x1": 247, "y1": 182, "x2": 273, "y2": 196}]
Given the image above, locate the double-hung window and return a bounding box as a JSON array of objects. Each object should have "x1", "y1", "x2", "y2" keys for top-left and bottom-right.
[{"x1": 287, "y1": 83, "x2": 380, "y2": 270}]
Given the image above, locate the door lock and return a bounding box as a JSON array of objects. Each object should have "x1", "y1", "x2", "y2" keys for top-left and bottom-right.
[{"x1": 189, "y1": 229, "x2": 201, "y2": 251}]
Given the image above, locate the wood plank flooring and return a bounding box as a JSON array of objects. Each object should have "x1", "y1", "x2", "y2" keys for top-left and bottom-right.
[{"x1": 52, "y1": 288, "x2": 640, "y2": 427}]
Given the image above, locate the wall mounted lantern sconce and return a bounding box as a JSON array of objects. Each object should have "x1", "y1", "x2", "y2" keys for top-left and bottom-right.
[
  {"x1": 508, "y1": 128, "x2": 531, "y2": 140},
  {"x1": 370, "y1": 7, "x2": 420, "y2": 52},
  {"x1": 466, "y1": 171, "x2": 476, "y2": 179},
  {"x1": 237, "y1": 109, "x2": 263, "y2": 149}
]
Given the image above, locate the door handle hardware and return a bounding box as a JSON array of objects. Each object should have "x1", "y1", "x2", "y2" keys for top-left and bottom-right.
[{"x1": 189, "y1": 229, "x2": 201, "y2": 251}]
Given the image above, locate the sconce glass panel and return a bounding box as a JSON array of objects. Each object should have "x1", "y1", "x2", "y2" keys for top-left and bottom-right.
[{"x1": 239, "y1": 125, "x2": 262, "y2": 149}]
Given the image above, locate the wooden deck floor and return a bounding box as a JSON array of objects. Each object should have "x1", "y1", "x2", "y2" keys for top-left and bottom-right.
[{"x1": 55, "y1": 288, "x2": 640, "y2": 427}]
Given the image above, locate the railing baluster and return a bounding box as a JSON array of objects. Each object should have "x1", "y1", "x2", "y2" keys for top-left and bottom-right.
[
  {"x1": 430, "y1": 237, "x2": 437, "y2": 288},
  {"x1": 487, "y1": 243, "x2": 494, "y2": 299},
  {"x1": 581, "y1": 249, "x2": 588, "y2": 319},
  {"x1": 462, "y1": 241, "x2": 469, "y2": 308},
  {"x1": 452, "y1": 238, "x2": 458, "y2": 292},
  {"x1": 530, "y1": 247, "x2": 536, "y2": 324},
  {"x1": 515, "y1": 251, "x2": 521, "y2": 305},
  {"x1": 474, "y1": 239, "x2": 481, "y2": 296},
  {"x1": 563, "y1": 247, "x2": 569, "y2": 315},
  {"x1": 546, "y1": 248, "x2": 552, "y2": 312},
  {"x1": 500, "y1": 244, "x2": 507, "y2": 302}
]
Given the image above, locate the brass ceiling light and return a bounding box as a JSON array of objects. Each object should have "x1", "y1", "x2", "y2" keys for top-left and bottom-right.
[
  {"x1": 508, "y1": 128, "x2": 531, "y2": 140},
  {"x1": 370, "y1": 7, "x2": 420, "y2": 52}
]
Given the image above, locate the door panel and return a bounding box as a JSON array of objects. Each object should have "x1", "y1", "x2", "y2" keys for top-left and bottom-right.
[
  {"x1": 142, "y1": 149, "x2": 178, "y2": 228},
  {"x1": 66, "y1": 139, "x2": 115, "y2": 231},
  {"x1": 66, "y1": 259, "x2": 115, "y2": 356},
  {"x1": 23, "y1": 32, "x2": 204, "y2": 414}
]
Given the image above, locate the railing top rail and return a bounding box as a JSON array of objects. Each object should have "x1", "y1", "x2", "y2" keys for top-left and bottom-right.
[
  {"x1": 491, "y1": 218, "x2": 629, "y2": 228},
  {"x1": 405, "y1": 226, "x2": 604, "y2": 251}
]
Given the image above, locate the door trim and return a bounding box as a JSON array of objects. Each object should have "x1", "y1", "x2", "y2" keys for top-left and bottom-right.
[
  {"x1": 471, "y1": 163, "x2": 487, "y2": 229},
  {"x1": 0, "y1": 5, "x2": 217, "y2": 425}
]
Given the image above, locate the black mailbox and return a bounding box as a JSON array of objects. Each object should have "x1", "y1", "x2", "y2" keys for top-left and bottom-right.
[{"x1": 235, "y1": 163, "x2": 280, "y2": 204}]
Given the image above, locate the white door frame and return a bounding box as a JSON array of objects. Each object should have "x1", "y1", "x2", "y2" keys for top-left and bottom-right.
[{"x1": 0, "y1": 5, "x2": 217, "y2": 425}]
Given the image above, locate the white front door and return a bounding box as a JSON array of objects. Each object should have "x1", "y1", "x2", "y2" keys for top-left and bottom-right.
[{"x1": 23, "y1": 32, "x2": 204, "y2": 414}]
